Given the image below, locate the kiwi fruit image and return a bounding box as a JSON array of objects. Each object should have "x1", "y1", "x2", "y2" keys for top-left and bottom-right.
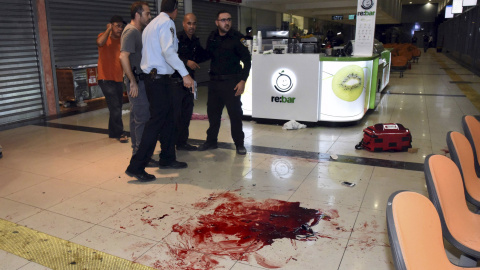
[{"x1": 332, "y1": 65, "x2": 364, "y2": 102}]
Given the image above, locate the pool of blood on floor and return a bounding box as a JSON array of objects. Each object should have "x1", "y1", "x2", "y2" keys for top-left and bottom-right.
[{"x1": 158, "y1": 192, "x2": 337, "y2": 269}]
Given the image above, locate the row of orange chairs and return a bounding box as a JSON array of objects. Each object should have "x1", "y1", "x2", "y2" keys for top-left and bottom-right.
[
  {"x1": 384, "y1": 43, "x2": 422, "y2": 78},
  {"x1": 387, "y1": 115, "x2": 480, "y2": 269}
]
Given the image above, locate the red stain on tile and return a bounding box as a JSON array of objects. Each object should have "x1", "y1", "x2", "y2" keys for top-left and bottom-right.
[
  {"x1": 141, "y1": 218, "x2": 159, "y2": 227},
  {"x1": 329, "y1": 209, "x2": 340, "y2": 219},
  {"x1": 163, "y1": 192, "x2": 336, "y2": 269},
  {"x1": 253, "y1": 253, "x2": 284, "y2": 268},
  {"x1": 351, "y1": 220, "x2": 389, "y2": 250},
  {"x1": 120, "y1": 226, "x2": 126, "y2": 229},
  {"x1": 141, "y1": 215, "x2": 169, "y2": 228},
  {"x1": 153, "y1": 260, "x2": 162, "y2": 268},
  {"x1": 175, "y1": 183, "x2": 178, "y2": 191},
  {"x1": 191, "y1": 193, "x2": 221, "y2": 209},
  {"x1": 129, "y1": 242, "x2": 154, "y2": 250}
]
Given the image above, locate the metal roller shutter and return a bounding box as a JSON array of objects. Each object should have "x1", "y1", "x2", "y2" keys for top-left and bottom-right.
[
  {"x1": 0, "y1": 0, "x2": 45, "y2": 125},
  {"x1": 174, "y1": 0, "x2": 185, "y2": 34},
  {"x1": 46, "y1": 0, "x2": 158, "y2": 68},
  {"x1": 192, "y1": 0, "x2": 239, "y2": 83}
]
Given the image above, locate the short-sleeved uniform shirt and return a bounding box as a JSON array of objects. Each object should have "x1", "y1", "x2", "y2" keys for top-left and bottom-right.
[
  {"x1": 120, "y1": 24, "x2": 142, "y2": 74},
  {"x1": 97, "y1": 33, "x2": 123, "y2": 82},
  {"x1": 141, "y1": 12, "x2": 188, "y2": 76}
]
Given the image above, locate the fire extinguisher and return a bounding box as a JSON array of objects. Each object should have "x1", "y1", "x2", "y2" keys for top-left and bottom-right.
[{"x1": 87, "y1": 67, "x2": 98, "y2": 86}]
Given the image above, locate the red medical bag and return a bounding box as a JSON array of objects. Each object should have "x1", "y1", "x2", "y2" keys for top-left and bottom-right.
[{"x1": 356, "y1": 123, "x2": 412, "y2": 152}]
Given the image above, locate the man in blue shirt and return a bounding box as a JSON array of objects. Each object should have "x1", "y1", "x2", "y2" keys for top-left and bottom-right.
[{"x1": 125, "y1": 0, "x2": 194, "y2": 181}]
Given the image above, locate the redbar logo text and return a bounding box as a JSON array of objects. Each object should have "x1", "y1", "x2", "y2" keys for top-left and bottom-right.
[
  {"x1": 271, "y1": 96, "x2": 296, "y2": 103},
  {"x1": 358, "y1": 11, "x2": 375, "y2": 16}
]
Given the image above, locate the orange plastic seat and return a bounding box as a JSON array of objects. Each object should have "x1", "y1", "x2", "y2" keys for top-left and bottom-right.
[
  {"x1": 447, "y1": 131, "x2": 480, "y2": 210},
  {"x1": 391, "y1": 56, "x2": 408, "y2": 78},
  {"x1": 424, "y1": 155, "x2": 480, "y2": 266},
  {"x1": 399, "y1": 50, "x2": 413, "y2": 61},
  {"x1": 462, "y1": 115, "x2": 480, "y2": 177},
  {"x1": 412, "y1": 48, "x2": 421, "y2": 63},
  {"x1": 412, "y1": 48, "x2": 421, "y2": 57},
  {"x1": 387, "y1": 191, "x2": 475, "y2": 270}
]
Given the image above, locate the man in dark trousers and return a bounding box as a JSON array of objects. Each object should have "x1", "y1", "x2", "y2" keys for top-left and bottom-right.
[
  {"x1": 96, "y1": 15, "x2": 127, "y2": 143},
  {"x1": 119, "y1": 1, "x2": 152, "y2": 157},
  {"x1": 197, "y1": 10, "x2": 251, "y2": 155},
  {"x1": 125, "y1": 0, "x2": 194, "y2": 181},
  {"x1": 173, "y1": 13, "x2": 209, "y2": 151},
  {"x1": 423, "y1": 34, "x2": 429, "y2": 53}
]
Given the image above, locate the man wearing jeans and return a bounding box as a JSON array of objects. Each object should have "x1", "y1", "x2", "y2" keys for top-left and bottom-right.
[
  {"x1": 97, "y1": 15, "x2": 127, "y2": 143},
  {"x1": 120, "y1": 2, "x2": 151, "y2": 155}
]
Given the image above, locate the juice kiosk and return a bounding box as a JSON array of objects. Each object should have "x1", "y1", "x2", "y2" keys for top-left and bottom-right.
[{"x1": 241, "y1": 39, "x2": 391, "y2": 122}]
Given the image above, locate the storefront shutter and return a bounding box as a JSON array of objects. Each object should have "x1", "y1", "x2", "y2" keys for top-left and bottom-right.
[
  {"x1": 46, "y1": 0, "x2": 158, "y2": 68},
  {"x1": 0, "y1": 0, "x2": 45, "y2": 126},
  {"x1": 174, "y1": 0, "x2": 185, "y2": 35},
  {"x1": 192, "y1": 0, "x2": 239, "y2": 83}
]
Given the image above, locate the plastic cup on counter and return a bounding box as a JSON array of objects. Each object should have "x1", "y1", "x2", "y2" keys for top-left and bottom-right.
[{"x1": 257, "y1": 31, "x2": 262, "y2": 52}]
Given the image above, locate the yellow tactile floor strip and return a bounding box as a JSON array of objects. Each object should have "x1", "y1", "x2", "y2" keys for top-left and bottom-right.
[
  {"x1": 434, "y1": 54, "x2": 480, "y2": 112},
  {"x1": 0, "y1": 218, "x2": 154, "y2": 270}
]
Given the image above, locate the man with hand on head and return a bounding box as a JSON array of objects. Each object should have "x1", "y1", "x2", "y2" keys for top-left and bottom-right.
[
  {"x1": 173, "y1": 13, "x2": 209, "y2": 151},
  {"x1": 125, "y1": 0, "x2": 194, "y2": 182},
  {"x1": 96, "y1": 15, "x2": 127, "y2": 143},
  {"x1": 119, "y1": 1, "x2": 154, "y2": 163}
]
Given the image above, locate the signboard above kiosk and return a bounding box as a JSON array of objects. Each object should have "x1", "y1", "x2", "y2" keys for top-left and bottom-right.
[
  {"x1": 452, "y1": 0, "x2": 463, "y2": 13},
  {"x1": 353, "y1": 0, "x2": 377, "y2": 56},
  {"x1": 463, "y1": 0, "x2": 477, "y2": 6},
  {"x1": 445, "y1": 5, "x2": 454, "y2": 18}
]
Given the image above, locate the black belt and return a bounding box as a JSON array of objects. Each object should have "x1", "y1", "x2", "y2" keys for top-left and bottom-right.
[
  {"x1": 147, "y1": 74, "x2": 172, "y2": 80},
  {"x1": 170, "y1": 77, "x2": 183, "y2": 84},
  {"x1": 209, "y1": 74, "x2": 241, "y2": 81},
  {"x1": 137, "y1": 73, "x2": 170, "y2": 80}
]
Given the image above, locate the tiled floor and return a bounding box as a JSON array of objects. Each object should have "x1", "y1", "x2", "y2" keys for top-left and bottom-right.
[{"x1": 0, "y1": 50, "x2": 478, "y2": 269}]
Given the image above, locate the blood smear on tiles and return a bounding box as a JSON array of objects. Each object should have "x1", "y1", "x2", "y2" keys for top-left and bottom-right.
[{"x1": 159, "y1": 192, "x2": 337, "y2": 269}]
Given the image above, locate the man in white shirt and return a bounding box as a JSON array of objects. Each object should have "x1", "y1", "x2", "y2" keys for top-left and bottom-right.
[{"x1": 126, "y1": 0, "x2": 194, "y2": 181}]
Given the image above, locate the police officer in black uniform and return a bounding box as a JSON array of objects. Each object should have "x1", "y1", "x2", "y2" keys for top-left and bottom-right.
[
  {"x1": 173, "y1": 13, "x2": 209, "y2": 151},
  {"x1": 197, "y1": 10, "x2": 251, "y2": 155}
]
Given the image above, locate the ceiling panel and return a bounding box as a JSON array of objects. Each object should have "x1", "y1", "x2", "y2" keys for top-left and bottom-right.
[{"x1": 239, "y1": 0, "x2": 444, "y2": 24}]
